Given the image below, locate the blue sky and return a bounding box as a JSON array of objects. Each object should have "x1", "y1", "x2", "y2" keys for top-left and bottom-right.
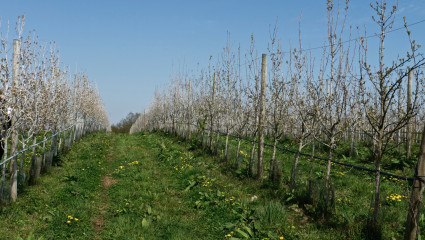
[{"x1": 1, "y1": 0, "x2": 424, "y2": 124}]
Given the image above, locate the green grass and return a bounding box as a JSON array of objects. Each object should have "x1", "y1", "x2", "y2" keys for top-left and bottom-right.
[
  {"x1": 0, "y1": 130, "x2": 418, "y2": 239},
  {"x1": 0, "y1": 131, "x2": 111, "y2": 239},
  {"x1": 169, "y1": 131, "x2": 417, "y2": 239}
]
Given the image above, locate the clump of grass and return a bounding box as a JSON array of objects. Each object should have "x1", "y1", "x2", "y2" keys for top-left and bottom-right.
[{"x1": 255, "y1": 201, "x2": 286, "y2": 229}]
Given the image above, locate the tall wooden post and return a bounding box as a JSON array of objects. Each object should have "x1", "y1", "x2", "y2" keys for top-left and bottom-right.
[
  {"x1": 10, "y1": 39, "x2": 20, "y2": 201},
  {"x1": 405, "y1": 122, "x2": 425, "y2": 240},
  {"x1": 187, "y1": 80, "x2": 191, "y2": 140},
  {"x1": 406, "y1": 70, "x2": 413, "y2": 159},
  {"x1": 209, "y1": 72, "x2": 216, "y2": 151},
  {"x1": 257, "y1": 54, "x2": 267, "y2": 181}
]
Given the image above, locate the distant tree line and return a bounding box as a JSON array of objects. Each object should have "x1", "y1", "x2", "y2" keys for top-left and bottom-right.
[{"x1": 111, "y1": 112, "x2": 140, "y2": 133}]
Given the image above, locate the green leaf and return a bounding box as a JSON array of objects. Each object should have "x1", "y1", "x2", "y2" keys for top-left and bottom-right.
[
  {"x1": 223, "y1": 222, "x2": 235, "y2": 229},
  {"x1": 142, "y1": 218, "x2": 149, "y2": 228},
  {"x1": 184, "y1": 181, "x2": 196, "y2": 192},
  {"x1": 147, "y1": 205, "x2": 152, "y2": 215},
  {"x1": 242, "y1": 226, "x2": 253, "y2": 237},
  {"x1": 236, "y1": 229, "x2": 249, "y2": 238}
]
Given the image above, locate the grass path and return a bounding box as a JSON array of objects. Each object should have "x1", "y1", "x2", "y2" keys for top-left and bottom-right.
[
  {"x1": 0, "y1": 131, "x2": 363, "y2": 240},
  {"x1": 0, "y1": 132, "x2": 272, "y2": 239}
]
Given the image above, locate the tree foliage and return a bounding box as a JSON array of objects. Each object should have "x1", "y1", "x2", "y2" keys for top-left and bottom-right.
[{"x1": 112, "y1": 112, "x2": 140, "y2": 134}]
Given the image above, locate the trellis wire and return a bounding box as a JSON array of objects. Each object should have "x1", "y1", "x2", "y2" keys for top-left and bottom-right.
[
  {"x1": 188, "y1": 123, "x2": 421, "y2": 183},
  {"x1": 0, "y1": 122, "x2": 79, "y2": 167},
  {"x1": 230, "y1": 133, "x2": 419, "y2": 182}
]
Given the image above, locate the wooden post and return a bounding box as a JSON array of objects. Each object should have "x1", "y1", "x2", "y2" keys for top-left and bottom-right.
[
  {"x1": 406, "y1": 70, "x2": 413, "y2": 159},
  {"x1": 187, "y1": 80, "x2": 192, "y2": 140},
  {"x1": 405, "y1": 122, "x2": 425, "y2": 240},
  {"x1": 209, "y1": 72, "x2": 216, "y2": 151},
  {"x1": 257, "y1": 54, "x2": 267, "y2": 181},
  {"x1": 9, "y1": 39, "x2": 20, "y2": 201}
]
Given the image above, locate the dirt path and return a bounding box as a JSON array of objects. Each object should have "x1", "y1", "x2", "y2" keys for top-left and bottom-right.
[{"x1": 93, "y1": 136, "x2": 116, "y2": 237}]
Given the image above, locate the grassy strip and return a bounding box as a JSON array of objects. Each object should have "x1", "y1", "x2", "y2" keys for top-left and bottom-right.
[
  {"x1": 100, "y1": 132, "x2": 209, "y2": 239},
  {"x1": 172, "y1": 131, "x2": 414, "y2": 239},
  {"x1": 0, "y1": 130, "x2": 413, "y2": 239},
  {"x1": 0, "y1": 132, "x2": 112, "y2": 240}
]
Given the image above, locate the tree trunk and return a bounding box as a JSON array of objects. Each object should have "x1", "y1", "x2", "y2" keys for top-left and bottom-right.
[
  {"x1": 18, "y1": 137, "x2": 25, "y2": 176},
  {"x1": 41, "y1": 134, "x2": 46, "y2": 171},
  {"x1": 200, "y1": 130, "x2": 204, "y2": 148},
  {"x1": 52, "y1": 133, "x2": 58, "y2": 158},
  {"x1": 224, "y1": 131, "x2": 229, "y2": 162},
  {"x1": 269, "y1": 136, "x2": 278, "y2": 181},
  {"x1": 290, "y1": 138, "x2": 304, "y2": 191},
  {"x1": 405, "y1": 123, "x2": 425, "y2": 240},
  {"x1": 29, "y1": 135, "x2": 40, "y2": 185},
  {"x1": 270, "y1": 136, "x2": 281, "y2": 184},
  {"x1": 406, "y1": 70, "x2": 413, "y2": 159},
  {"x1": 249, "y1": 140, "x2": 256, "y2": 177},
  {"x1": 308, "y1": 139, "x2": 316, "y2": 194},
  {"x1": 324, "y1": 136, "x2": 335, "y2": 219},
  {"x1": 372, "y1": 137, "x2": 383, "y2": 230},
  {"x1": 349, "y1": 126, "x2": 355, "y2": 157},
  {"x1": 35, "y1": 136, "x2": 42, "y2": 179},
  {"x1": 214, "y1": 133, "x2": 220, "y2": 156},
  {"x1": 0, "y1": 136, "x2": 8, "y2": 201},
  {"x1": 257, "y1": 53, "x2": 267, "y2": 182},
  {"x1": 46, "y1": 132, "x2": 57, "y2": 172},
  {"x1": 0, "y1": 163, "x2": 5, "y2": 201},
  {"x1": 68, "y1": 128, "x2": 73, "y2": 148},
  {"x1": 209, "y1": 132, "x2": 214, "y2": 152},
  {"x1": 58, "y1": 132, "x2": 62, "y2": 152},
  {"x1": 235, "y1": 138, "x2": 241, "y2": 170},
  {"x1": 186, "y1": 118, "x2": 191, "y2": 141}
]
